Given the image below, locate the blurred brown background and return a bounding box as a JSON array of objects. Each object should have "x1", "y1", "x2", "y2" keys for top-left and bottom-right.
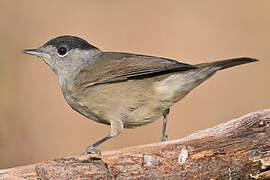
[{"x1": 0, "y1": 0, "x2": 269, "y2": 169}]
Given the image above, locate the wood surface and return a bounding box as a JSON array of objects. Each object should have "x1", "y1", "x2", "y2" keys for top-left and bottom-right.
[{"x1": 1, "y1": 109, "x2": 270, "y2": 179}]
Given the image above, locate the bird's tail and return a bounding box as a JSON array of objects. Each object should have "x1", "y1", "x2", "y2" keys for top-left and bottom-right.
[
  {"x1": 180, "y1": 57, "x2": 259, "y2": 92},
  {"x1": 155, "y1": 57, "x2": 258, "y2": 104},
  {"x1": 195, "y1": 57, "x2": 258, "y2": 70}
]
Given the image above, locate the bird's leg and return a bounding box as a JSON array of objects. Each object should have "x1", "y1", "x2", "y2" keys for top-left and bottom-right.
[
  {"x1": 160, "y1": 108, "x2": 170, "y2": 142},
  {"x1": 82, "y1": 135, "x2": 112, "y2": 155},
  {"x1": 81, "y1": 119, "x2": 123, "y2": 155}
]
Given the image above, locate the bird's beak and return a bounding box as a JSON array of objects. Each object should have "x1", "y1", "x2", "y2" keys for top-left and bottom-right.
[{"x1": 23, "y1": 48, "x2": 51, "y2": 59}]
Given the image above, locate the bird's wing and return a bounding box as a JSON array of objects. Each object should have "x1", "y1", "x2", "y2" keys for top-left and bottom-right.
[{"x1": 76, "y1": 52, "x2": 196, "y2": 87}]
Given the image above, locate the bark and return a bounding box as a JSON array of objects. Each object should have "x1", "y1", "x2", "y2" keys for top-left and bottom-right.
[{"x1": 1, "y1": 109, "x2": 270, "y2": 180}]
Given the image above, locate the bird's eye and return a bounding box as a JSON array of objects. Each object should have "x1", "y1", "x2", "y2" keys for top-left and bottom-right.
[{"x1": 57, "y1": 47, "x2": 68, "y2": 57}]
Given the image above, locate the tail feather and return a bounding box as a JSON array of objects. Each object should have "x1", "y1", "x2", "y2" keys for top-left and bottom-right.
[{"x1": 195, "y1": 57, "x2": 258, "y2": 70}]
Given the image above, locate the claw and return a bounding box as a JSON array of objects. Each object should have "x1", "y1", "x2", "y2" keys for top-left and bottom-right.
[
  {"x1": 160, "y1": 134, "x2": 168, "y2": 142},
  {"x1": 81, "y1": 146, "x2": 101, "y2": 156}
]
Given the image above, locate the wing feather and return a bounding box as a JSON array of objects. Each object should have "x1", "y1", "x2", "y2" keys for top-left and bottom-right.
[{"x1": 76, "y1": 52, "x2": 196, "y2": 87}]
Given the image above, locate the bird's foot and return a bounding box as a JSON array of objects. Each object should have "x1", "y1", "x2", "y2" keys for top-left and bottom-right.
[
  {"x1": 81, "y1": 146, "x2": 101, "y2": 156},
  {"x1": 160, "y1": 134, "x2": 168, "y2": 142}
]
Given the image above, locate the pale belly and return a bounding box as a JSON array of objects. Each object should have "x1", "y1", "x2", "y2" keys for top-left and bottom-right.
[
  {"x1": 71, "y1": 81, "x2": 173, "y2": 128},
  {"x1": 67, "y1": 67, "x2": 217, "y2": 128}
]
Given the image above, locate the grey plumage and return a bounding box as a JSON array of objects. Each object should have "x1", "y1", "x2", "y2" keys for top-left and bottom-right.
[{"x1": 23, "y1": 35, "x2": 258, "y2": 154}]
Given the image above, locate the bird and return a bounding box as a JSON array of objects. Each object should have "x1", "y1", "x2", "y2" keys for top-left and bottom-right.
[{"x1": 23, "y1": 35, "x2": 258, "y2": 154}]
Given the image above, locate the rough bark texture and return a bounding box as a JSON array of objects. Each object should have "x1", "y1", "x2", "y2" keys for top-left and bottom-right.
[{"x1": 1, "y1": 109, "x2": 270, "y2": 179}]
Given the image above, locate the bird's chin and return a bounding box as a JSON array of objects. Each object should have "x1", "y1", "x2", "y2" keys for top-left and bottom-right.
[{"x1": 42, "y1": 57, "x2": 56, "y2": 70}]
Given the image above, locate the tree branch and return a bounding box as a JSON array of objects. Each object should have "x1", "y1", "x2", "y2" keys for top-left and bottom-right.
[{"x1": 1, "y1": 109, "x2": 270, "y2": 179}]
